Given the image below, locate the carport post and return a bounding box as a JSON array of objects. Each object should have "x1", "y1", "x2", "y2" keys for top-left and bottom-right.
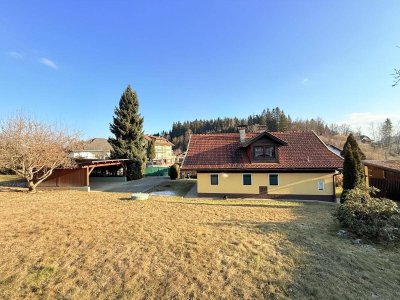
[
  {"x1": 83, "y1": 168, "x2": 89, "y2": 187},
  {"x1": 83, "y1": 167, "x2": 95, "y2": 191}
]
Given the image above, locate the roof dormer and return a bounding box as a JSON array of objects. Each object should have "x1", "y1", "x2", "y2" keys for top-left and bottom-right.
[{"x1": 239, "y1": 130, "x2": 287, "y2": 163}]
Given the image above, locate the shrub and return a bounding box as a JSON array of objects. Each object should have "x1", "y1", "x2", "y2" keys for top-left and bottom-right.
[
  {"x1": 127, "y1": 160, "x2": 144, "y2": 181},
  {"x1": 168, "y1": 164, "x2": 180, "y2": 180},
  {"x1": 334, "y1": 187, "x2": 400, "y2": 243}
]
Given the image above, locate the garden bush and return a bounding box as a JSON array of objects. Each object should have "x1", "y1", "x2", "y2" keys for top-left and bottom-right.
[
  {"x1": 334, "y1": 187, "x2": 400, "y2": 243},
  {"x1": 168, "y1": 164, "x2": 180, "y2": 180}
]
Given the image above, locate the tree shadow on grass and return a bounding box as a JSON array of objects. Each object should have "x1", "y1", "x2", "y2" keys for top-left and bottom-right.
[
  {"x1": 200, "y1": 203, "x2": 400, "y2": 299},
  {"x1": 0, "y1": 179, "x2": 25, "y2": 187},
  {"x1": 118, "y1": 197, "x2": 133, "y2": 201},
  {"x1": 0, "y1": 179, "x2": 27, "y2": 193}
]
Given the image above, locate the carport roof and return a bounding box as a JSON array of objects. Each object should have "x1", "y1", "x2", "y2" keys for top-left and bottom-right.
[{"x1": 77, "y1": 159, "x2": 131, "y2": 168}]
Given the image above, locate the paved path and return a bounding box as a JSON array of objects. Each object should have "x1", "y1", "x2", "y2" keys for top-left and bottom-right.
[
  {"x1": 90, "y1": 176, "x2": 169, "y2": 193},
  {"x1": 184, "y1": 182, "x2": 198, "y2": 198}
]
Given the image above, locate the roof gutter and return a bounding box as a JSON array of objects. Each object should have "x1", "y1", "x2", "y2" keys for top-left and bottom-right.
[
  {"x1": 187, "y1": 168, "x2": 343, "y2": 173},
  {"x1": 333, "y1": 170, "x2": 342, "y2": 203}
]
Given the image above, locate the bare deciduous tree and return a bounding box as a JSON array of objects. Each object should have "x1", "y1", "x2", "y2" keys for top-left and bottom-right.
[
  {"x1": 337, "y1": 123, "x2": 351, "y2": 136},
  {"x1": 0, "y1": 115, "x2": 82, "y2": 192},
  {"x1": 394, "y1": 121, "x2": 400, "y2": 154},
  {"x1": 392, "y1": 46, "x2": 399, "y2": 87},
  {"x1": 393, "y1": 68, "x2": 400, "y2": 87}
]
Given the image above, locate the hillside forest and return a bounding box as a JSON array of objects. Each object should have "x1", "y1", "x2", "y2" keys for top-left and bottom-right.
[{"x1": 159, "y1": 107, "x2": 399, "y2": 160}]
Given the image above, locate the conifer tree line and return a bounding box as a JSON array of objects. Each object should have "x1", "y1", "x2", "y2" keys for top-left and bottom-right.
[{"x1": 164, "y1": 107, "x2": 351, "y2": 151}]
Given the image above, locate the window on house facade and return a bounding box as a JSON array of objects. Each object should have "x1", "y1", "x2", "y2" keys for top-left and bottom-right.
[
  {"x1": 243, "y1": 174, "x2": 252, "y2": 185},
  {"x1": 317, "y1": 180, "x2": 324, "y2": 190},
  {"x1": 254, "y1": 146, "x2": 276, "y2": 159},
  {"x1": 210, "y1": 174, "x2": 219, "y2": 185},
  {"x1": 269, "y1": 174, "x2": 279, "y2": 185}
]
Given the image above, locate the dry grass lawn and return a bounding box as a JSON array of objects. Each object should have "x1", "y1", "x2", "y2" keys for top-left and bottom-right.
[
  {"x1": 0, "y1": 190, "x2": 399, "y2": 299},
  {"x1": 0, "y1": 175, "x2": 21, "y2": 181}
]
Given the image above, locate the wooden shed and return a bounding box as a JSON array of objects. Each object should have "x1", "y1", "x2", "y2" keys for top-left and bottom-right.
[
  {"x1": 364, "y1": 160, "x2": 400, "y2": 201},
  {"x1": 40, "y1": 159, "x2": 129, "y2": 190}
]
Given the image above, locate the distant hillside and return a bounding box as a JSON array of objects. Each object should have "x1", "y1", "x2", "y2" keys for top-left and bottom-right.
[
  {"x1": 162, "y1": 107, "x2": 399, "y2": 159},
  {"x1": 319, "y1": 135, "x2": 400, "y2": 160}
]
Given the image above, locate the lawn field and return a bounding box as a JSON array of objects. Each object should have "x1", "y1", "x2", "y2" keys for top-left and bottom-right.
[
  {"x1": 0, "y1": 191, "x2": 399, "y2": 299},
  {"x1": 0, "y1": 174, "x2": 23, "y2": 183}
]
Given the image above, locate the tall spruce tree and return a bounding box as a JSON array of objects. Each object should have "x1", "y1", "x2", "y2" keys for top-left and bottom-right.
[
  {"x1": 341, "y1": 134, "x2": 365, "y2": 202},
  {"x1": 108, "y1": 85, "x2": 146, "y2": 180}
]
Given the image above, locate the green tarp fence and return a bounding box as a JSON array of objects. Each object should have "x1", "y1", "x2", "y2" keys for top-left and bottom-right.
[{"x1": 145, "y1": 166, "x2": 169, "y2": 176}]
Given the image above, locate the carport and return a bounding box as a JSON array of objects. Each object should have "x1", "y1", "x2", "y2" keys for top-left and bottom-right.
[{"x1": 40, "y1": 159, "x2": 130, "y2": 191}]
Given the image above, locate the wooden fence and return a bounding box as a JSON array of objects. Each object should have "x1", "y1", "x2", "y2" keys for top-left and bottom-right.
[{"x1": 369, "y1": 171, "x2": 400, "y2": 200}]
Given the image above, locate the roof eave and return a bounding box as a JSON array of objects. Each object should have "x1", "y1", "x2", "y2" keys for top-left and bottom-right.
[{"x1": 181, "y1": 166, "x2": 342, "y2": 172}]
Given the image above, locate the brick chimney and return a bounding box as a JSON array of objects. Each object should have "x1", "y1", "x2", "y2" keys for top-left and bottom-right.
[{"x1": 238, "y1": 125, "x2": 247, "y2": 143}]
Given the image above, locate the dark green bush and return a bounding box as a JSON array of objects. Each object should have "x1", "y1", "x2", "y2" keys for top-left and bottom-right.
[
  {"x1": 127, "y1": 160, "x2": 144, "y2": 181},
  {"x1": 168, "y1": 164, "x2": 180, "y2": 180},
  {"x1": 334, "y1": 187, "x2": 400, "y2": 243}
]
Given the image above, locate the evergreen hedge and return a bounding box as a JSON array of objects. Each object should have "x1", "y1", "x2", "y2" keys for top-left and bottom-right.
[{"x1": 168, "y1": 164, "x2": 180, "y2": 180}]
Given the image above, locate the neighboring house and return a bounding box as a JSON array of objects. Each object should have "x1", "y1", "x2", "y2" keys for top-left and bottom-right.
[
  {"x1": 144, "y1": 135, "x2": 175, "y2": 165},
  {"x1": 70, "y1": 138, "x2": 113, "y2": 160},
  {"x1": 181, "y1": 127, "x2": 343, "y2": 201},
  {"x1": 360, "y1": 135, "x2": 373, "y2": 144},
  {"x1": 364, "y1": 160, "x2": 400, "y2": 200}
]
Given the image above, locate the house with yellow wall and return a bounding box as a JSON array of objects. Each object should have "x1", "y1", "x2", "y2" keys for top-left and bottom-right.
[
  {"x1": 144, "y1": 135, "x2": 175, "y2": 165},
  {"x1": 181, "y1": 127, "x2": 343, "y2": 201}
]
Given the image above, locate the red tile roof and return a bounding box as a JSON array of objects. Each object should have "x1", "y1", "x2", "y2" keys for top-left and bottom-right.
[
  {"x1": 144, "y1": 135, "x2": 174, "y2": 146},
  {"x1": 182, "y1": 131, "x2": 343, "y2": 171}
]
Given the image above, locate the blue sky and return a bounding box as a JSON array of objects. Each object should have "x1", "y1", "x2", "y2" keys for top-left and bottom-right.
[{"x1": 0, "y1": 1, "x2": 399, "y2": 138}]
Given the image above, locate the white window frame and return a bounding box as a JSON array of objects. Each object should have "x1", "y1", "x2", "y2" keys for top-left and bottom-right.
[
  {"x1": 269, "y1": 174, "x2": 279, "y2": 186},
  {"x1": 242, "y1": 173, "x2": 252, "y2": 185},
  {"x1": 210, "y1": 173, "x2": 219, "y2": 186},
  {"x1": 317, "y1": 180, "x2": 325, "y2": 191}
]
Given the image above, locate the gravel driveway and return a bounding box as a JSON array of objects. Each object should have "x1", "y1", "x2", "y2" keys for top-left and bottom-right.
[{"x1": 90, "y1": 176, "x2": 169, "y2": 193}]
